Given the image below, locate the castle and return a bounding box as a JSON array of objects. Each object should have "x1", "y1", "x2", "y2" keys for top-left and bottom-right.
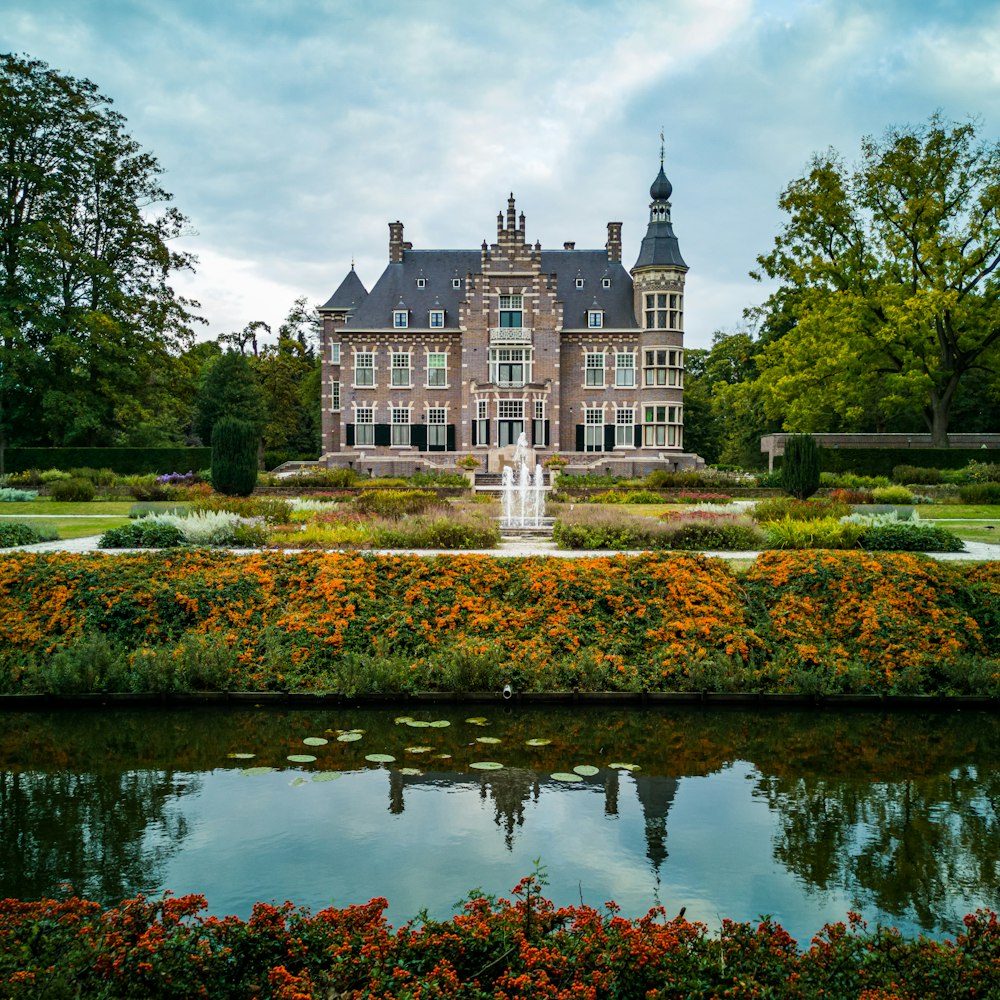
[{"x1": 318, "y1": 160, "x2": 700, "y2": 474}]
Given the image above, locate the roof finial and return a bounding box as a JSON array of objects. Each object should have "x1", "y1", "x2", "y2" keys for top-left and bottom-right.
[
  {"x1": 350, "y1": 256, "x2": 355, "y2": 271},
  {"x1": 659, "y1": 126, "x2": 665, "y2": 167}
]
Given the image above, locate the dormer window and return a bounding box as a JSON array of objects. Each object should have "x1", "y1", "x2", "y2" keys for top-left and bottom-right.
[
  {"x1": 588, "y1": 309, "x2": 604, "y2": 329},
  {"x1": 416, "y1": 278, "x2": 426, "y2": 288},
  {"x1": 429, "y1": 309, "x2": 445, "y2": 328},
  {"x1": 393, "y1": 309, "x2": 408, "y2": 328},
  {"x1": 452, "y1": 278, "x2": 461, "y2": 288},
  {"x1": 602, "y1": 277, "x2": 611, "y2": 289},
  {"x1": 575, "y1": 277, "x2": 585, "y2": 289}
]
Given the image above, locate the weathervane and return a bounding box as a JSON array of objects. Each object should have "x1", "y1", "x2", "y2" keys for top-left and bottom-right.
[{"x1": 659, "y1": 127, "x2": 665, "y2": 167}]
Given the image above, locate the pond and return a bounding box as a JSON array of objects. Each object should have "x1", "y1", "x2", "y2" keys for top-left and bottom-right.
[{"x1": 0, "y1": 705, "x2": 997, "y2": 943}]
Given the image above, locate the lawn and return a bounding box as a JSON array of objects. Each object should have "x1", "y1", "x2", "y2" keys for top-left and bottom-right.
[
  {"x1": 0, "y1": 499, "x2": 173, "y2": 515},
  {"x1": 918, "y1": 503, "x2": 1000, "y2": 519}
]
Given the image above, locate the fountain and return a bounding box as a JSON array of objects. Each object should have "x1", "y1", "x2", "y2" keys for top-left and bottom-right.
[{"x1": 499, "y1": 432, "x2": 548, "y2": 531}]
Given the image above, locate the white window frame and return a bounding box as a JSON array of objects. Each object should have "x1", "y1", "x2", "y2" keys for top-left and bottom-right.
[
  {"x1": 575, "y1": 277, "x2": 585, "y2": 289},
  {"x1": 644, "y1": 292, "x2": 683, "y2": 331},
  {"x1": 331, "y1": 380, "x2": 341, "y2": 412},
  {"x1": 584, "y1": 407, "x2": 604, "y2": 452},
  {"x1": 391, "y1": 407, "x2": 411, "y2": 447},
  {"x1": 643, "y1": 403, "x2": 683, "y2": 448},
  {"x1": 426, "y1": 351, "x2": 448, "y2": 387},
  {"x1": 429, "y1": 310, "x2": 445, "y2": 328},
  {"x1": 533, "y1": 399, "x2": 546, "y2": 448},
  {"x1": 615, "y1": 406, "x2": 633, "y2": 447},
  {"x1": 427, "y1": 406, "x2": 447, "y2": 449},
  {"x1": 393, "y1": 309, "x2": 408, "y2": 329},
  {"x1": 615, "y1": 352, "x2": 635, "y2": 387},
  {"x1": 489, "y1": 347, "x2": 531, "y2": 387},
  {"x1": 475, "y1": 398, "x2": 489, "y2": 447},
  {"x1": 330, "y1": 342, "x2": 341, "y2": 364},
  {"x1": 643, "y1": 348, "x2": 683, "y2": 388},
  {"x1": 453, "y1": 277, "x2": 462, "y2": 288},
  {"x1": 391, "y1": 351, "x2": 411, "y2": 388},
  {"x1": 416, "y1": 277, "x2": 426, "y2": 289},
  {"x1": 355, "y1": 405, "x2": 374, "y2": 446},
  {"x1": 354, "y1": 351, "x2": 375, "y2": 388},
  {"x1": 585, "y1": 352, "x2": 605, "y2": 387},
  {"x1": 588, "y1": 310, "x2": 603, "y2": 329},
  {"x1": 602, "y1": 277, "x2": 611, "y2": 289}
]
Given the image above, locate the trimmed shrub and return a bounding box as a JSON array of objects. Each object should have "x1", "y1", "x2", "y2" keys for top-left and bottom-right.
[
  {"x1": 859, "y1": 521, "x2": 964, "y2": 552},
  {"x1": 872, "y1": 485, "x2": 915, "y2": 504},
  {"x1": 665, "y1": 519, "x2": 764, "y2": 550},
  {"x1": 0, "y1": 487, "x2": 38, "y2": 501},
  {"x1": 354, "y1": 489, "x2": 440, "y2": 519},
  {"x1": 211, "y1": 417, "x2": 259, "y2": 497},
  {"x1": 752, "y1": 497, "x2": 850, "y2": 523},
  {"x1": 0, "y1": 521, "x2": 57, "y2": 547},
  {"x1": 781, "y1": 434, "x2": 820, "y2": 499},
  {"x1": 371, "y1": 511, "x2": 501, "y2": 549},
  {"x1": 48, "y1": 477, "x2": 96, "y2": 502},
  {"x1": 959, "y1": 483, "x2": 1000, "y2": 504},
  {"x1": 893, "y1": 464, "x2": 943, "y2": 485},
  {"x1": 2, "y1": 447, "x2": 212, "y2": 474},
  {"x1": 99, "y1": 521, "x2": 185, "y2": 549}
]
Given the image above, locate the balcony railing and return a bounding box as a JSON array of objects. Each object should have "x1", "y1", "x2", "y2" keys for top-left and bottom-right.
[{"x1": 489, "y1": 327, "x2": 533, "y2": 344}]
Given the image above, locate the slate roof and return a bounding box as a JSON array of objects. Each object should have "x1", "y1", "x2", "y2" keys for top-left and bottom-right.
[
  {"x1": 320, "y1": 267, "x2": 369, "y2": 311},
  {"x1": 335, "y1": 249, "x2": 638, "y2": 330},
  {"x1": 632, "y1": 218, "x2": 687, "y2": 271}
]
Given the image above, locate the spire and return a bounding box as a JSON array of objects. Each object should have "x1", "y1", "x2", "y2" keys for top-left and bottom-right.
[{"x1": 633, "y1": 154, "x2": 687, "y2": 272}]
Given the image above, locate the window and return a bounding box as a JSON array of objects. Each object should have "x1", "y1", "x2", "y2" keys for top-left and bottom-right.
[
  {"x1": 588, "y1": 310, "x2": 603, "y2": 328},
  {"x1": 427, "y1": 407, "x2": 447, "y2": 449},
  {"x1": 615, "y1": 352, "x2": 635, "y2": 387},
  {"x1": 497, "y1": 399, "x2": 524, "y2": 447},
  {"x1": 330, "y1": 342, "x2": 340, "y2": 364},
  {"x1": 426, "y1": 352, "x2": 447, "y2": 387},
  {"x1": 331, "y1": 380, "x2": 341, "y2": 411},
  {"x1": 429, "y1": 310, "x2": 445, "y2": 328},
  {"x1": 355, "y1": 406, "x2": 374, "y2": 446},
  {"x1": 643, "y1": 404, "x2": 682, "y2": 448},
  {"x1": 643, "y1": 292, "x2": 682, "y2": 331},
  {"x1": 391, "y1": 352, "x2": 411, "y2": 387},
  {"x1": 585, "y1": 352, "x2": 605, "y2": 387},
  {"x1": 498, "y1": 293, "x2": 523, "y2": 328},
  {"x1": 643, "y1": 348, "x2": 683, "y2": 387},
  {"x1": 453, "y1": 278, "x2": 462, "y2": 288},
  {"x1": 475, "y1": 399, "x2": 489, "y2": 446},
  {"x1": 533, "y1": 399, "x2": 546, "y2": 447},
  {"x1": 489, "y1": 347, "x2": 531, "y2": 387},
  {"x1": 416, "y1": 278, "x2": 426, "y2": 288},
  {"x1": 393, "y1": 309, "x2": 408, "y2": 328},
  {"x1": 602, "y1": 277, "x2": 611, "y2": 289},
  {"x1": 584, "y1": 407, "x2": 604, "y2": 452},
  {"x1": 615, "y1": 406, "x2": 633, "y2": 447},
  {"x1": 354, "y1": 351, "x2": 374, "y2": 387},
  {"x1": 391, "y1": 407, "x2": 411, "y2": 446},
  {"x1": 575, "y1": 277, "x2": 585, "y2": 289}
]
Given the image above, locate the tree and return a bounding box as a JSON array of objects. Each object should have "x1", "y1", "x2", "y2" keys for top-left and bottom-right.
[
  {"x1": 0, "y1": 53, "x2": 200, "y2": 455},
  {"x1": 211, "y1": 417, "x2": 258, "y2": 497},
  {"x1": 753, "y1": 114, "x2": 1000, "y2": 445},
  {"x1": 780, "y1": 434, "x2": 820, "y2": 499},
  {"x1": 192, "y1": 350, "x2": 265, "y2": 446}
]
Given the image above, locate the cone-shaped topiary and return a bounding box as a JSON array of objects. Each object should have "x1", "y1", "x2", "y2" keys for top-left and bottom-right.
[
  {"x1": 211, "y1": 417, "x2": 258, "y2": 497},
  {"x1": 781, "y1": 434, "x2": 820, "y2": 500}
]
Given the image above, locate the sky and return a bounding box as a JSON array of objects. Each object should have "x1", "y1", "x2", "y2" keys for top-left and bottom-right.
[{"x1": 3, "y1": 0, "x2": 1000, "y2": 350}]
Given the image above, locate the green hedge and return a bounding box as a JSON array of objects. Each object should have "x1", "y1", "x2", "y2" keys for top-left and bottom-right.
[
  {"x1": 2, "y1": 448, "x2": 212, "y2": 475},
  {"x1": 793, "y1": 447, "x2": 1000, "y2": 477}
]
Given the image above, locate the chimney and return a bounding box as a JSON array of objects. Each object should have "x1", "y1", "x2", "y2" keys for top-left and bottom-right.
[
  {"x1": 389, "y1": 221, "x2": 405, "y2": 263},
  {"x1": 606, "y1": 222, "x2": 622, "y2": 262},
  {"x1": 563, "y1": 241, "x2": 575, "y2": 250}
]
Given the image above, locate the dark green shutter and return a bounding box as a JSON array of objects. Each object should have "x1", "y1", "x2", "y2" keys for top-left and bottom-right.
[
  {"x1": 604, "y1": 426, "x2": 615, "y2": 452},
  {"x1": 471, "y1": 421, "x2": 477, "y2": 446},
  {"x1": 374, "y1": 424, "x2": 391, "y2": 447},
  {"x1": 447, "y1": 425, "x2": 456, "y2": 451},
  {"x1": 543, "y1": 419, "x2": 550, "y2": 447},
  {"x1": 634, "y1": 425, "x2": 642, "y2": 448},
  {"x1": 575, "y1": 425, "x2": 584, "y2": 452},
  {"x1": 412, "y1": 425, "x2": 427, "y2": 451},
  {"x1": 346, "y1": 424, "x2": 355, "y2": 447}
]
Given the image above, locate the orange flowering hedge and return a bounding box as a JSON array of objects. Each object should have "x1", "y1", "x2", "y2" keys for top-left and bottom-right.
[
  {"x1": 2, "y1": 880, "x2": 999, "y2": 999},
  {"x1": 1, "y1": 550, "x2": 999, "y2": 695}
]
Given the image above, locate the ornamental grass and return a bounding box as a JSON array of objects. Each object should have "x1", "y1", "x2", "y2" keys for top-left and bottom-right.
[{"x1": 2, "y1": 551, "x2": 1000, "y2": 697}]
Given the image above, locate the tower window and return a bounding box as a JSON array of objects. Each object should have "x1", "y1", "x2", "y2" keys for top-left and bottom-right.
[
  {"x1": 644, "y1": 349, "x2": 683, "y2": 387},
  {"x1": 643, "y1": 292, "x2": 682, "y2": 331}
]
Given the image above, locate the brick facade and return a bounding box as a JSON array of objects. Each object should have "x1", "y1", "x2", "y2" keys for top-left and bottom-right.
[{"x1": 319, "y1": 165, "x2": 702, "y2": 474}]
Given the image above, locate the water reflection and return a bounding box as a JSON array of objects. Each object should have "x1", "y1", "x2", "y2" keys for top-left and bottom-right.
[{"x1": 0, "y1": 706, "x2": 997, "y2": 940}]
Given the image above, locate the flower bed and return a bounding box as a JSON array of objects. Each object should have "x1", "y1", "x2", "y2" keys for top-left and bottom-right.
[
  {"x1": 1, "y1": 551, "x2": 1000, "y2": 697},
  {"x1": 1, "y1": 880, "x2": 998, "y2": 999}
]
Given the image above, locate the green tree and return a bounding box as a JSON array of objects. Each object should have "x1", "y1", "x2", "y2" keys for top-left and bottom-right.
[
  {"x1": 193, "y1": 350, "x2": 265, "y2": 446},
  {"x1": 211, "y1": 416, "x2": 258, "y2": 497},
  {"x1": 753, "y1": 113, "x2": 1000, "y2": 445},
  {"x1": 0, "y1": 52, "x2": 200, "y2": 456}
]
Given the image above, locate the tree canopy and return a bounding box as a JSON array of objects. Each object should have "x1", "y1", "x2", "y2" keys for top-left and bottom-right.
[
  {"x1": 0, "y1": 52, "x2": 200, "y2": 450},
  {"x1": 752, "y1": 113, "x2": 1000, "y2": 445}
]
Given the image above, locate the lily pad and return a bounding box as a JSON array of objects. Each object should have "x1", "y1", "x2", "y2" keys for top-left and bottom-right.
[
  {"x1": 394, "y1": 716, "x2": 414, "y2": 724},
  {"x1": 405, "y1": 720, "x2": 431, "y2": 728},
  {"x1": 287, "y1": 754, "x2": 317, "y2": 763},
  {"x1": 470, "y1": 761, "x2": 504, "y2": 770},
  {"x1": 303, "y1": 737, "x2": 329, "y2": 747},
  {"x1": 525, "y1": 738, "x2": 551, "y2": 747},
  {"x1": 337, "y1": 732, "x2": 363, "y2": 743},
  {"x1": 405, "y1": 746, "x2": 433, "y2": 754},
  {"x1": 290, "y1": 776, "x2": 307, "y2": 787},
  {"x1": 434, "y1": 753, "x2": 452, "y2": 760},
  {"x1": 399, "y1": 767, "x2": 423, "y2": 776},
  {"x1": 312, "y1": 772, "x2": 341, "y2": 783},
  {"x1": 465, "y1": 717, "x2": 488, "y2": 725},
  {"x1": 365, "y1": 753, "x2": 396, "y2": 763},
  {"x1": 551, "y1": 772, "x2": 583, "y2": 783},
  {"x1": 476, "y1": 736, "x2": 502, "y2": 744},
  {"x1": 240, "y1": 766, "x2": 277, "y2": 776},
  {"x1": 573, "y1": 765, "x2": 600, "y2": 777},
  {"x1": 428, "y1": 720, "x2": 451, "y2": 728},
  {"x1": 609, "y1": 762, "x2": 642, "y2": 772},
  {"x1": 227, "y1": 752, "x2": 255, "y2": 759}
]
